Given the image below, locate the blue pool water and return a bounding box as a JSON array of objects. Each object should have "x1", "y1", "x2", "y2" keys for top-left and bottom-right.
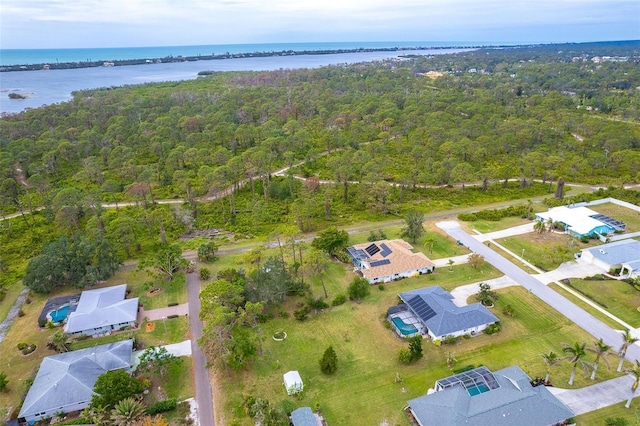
[
  {"x1": 50, "y1": 305, "x2": 70, "y2": 323},
  {"x1": 391, "y1": 317, "x2": 418, "y2": 336},
  {"x1": 466, "y1": 382, "x2": 490, "y2": 396}
]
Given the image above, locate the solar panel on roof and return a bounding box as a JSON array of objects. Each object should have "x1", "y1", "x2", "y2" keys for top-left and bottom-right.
[
  {"x1": 407, "y1": 295, "x2": 437, "y2": 321},
  {"x1": 365, "y1": 244, "x2": 381, "y2": 256},
  {"x1": 380, "y1": 243, "x2": 392, "y2": 257},
  {"x1": 370, "y1": 259, "x2": 391, "y2": 267}
]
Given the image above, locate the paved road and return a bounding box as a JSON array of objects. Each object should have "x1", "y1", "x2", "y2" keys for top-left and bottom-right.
[
  {"x1": 437, "y1": 221, "x2": 640, "y2": 364},
  {"x1": 187, "y1": 271, "x2": 215, "y2": 426}
]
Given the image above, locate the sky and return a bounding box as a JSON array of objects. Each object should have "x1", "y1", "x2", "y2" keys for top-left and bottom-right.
[{"x1": 1, "y1": 0, "x2": 639, "y2": 49}]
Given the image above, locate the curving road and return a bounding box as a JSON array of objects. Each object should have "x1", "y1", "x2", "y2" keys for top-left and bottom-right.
[{"x1": 437, "y1": 221, "x2": 640, "y2": 363}]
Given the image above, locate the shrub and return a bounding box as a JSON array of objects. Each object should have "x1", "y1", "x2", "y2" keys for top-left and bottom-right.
[
  {"x1": 257, "y1": 312, "x2": 274, "y2": 323},
  {"x1": 17, "y1": 309, "x2": 25, "y2": 317},
  {"x1": 294, "y1": 306, "x2": 310, "y2": 321},
  {"x1": 38, "y1": 318, "x2": 47, "y2": 328},
  {"x1": 281, "y1": 399, "x2": 296, "y2": 415},
  {"x1": 331, "y1": 293, "x2": 346, "y2": 306},
  {"x1": 279, "y1": 310, "x2": 289, "y2": 318},
  {"x1": 605, "y1": 418, "x2": 629, "y2": 426},
  {"x1": 484, "y1": 322, "x2": 501, "y2": 335},
  {"x1": 137, "y1": 377, "x2": 152, "y2": 390},
  {"x1": 407, "y1": 335, "x2": 423, "y2": 362},
  {"x1": 199, "y1": 267, "x2": 211, "y2": 281},
  {"x1": 17, "y1": 343, "x2": 27, "y2": 350},
  {"x1": 167, "y1": 314, "x2": 179, "y2": 319},
  {"x1": 348, "y1": 277, "x2": 371, "y2": 302},
  {"x1": 333, "y1": 250, "x2": 351, "y2": 263},
  {"x1": 502, "y1": 304, "x2": 515, "y2": 317},
  {"x1": 398, "y1": 348, "x2": 412, "y2": 364},
  {"x1": 378, "y1": 284, "x2": 385, "y2": 291},
  {"x1": 46, "y1": 320, "x2": 55, "y2": 329},
  {"x1": 443, "y1": 335, "x2": 458, "y2": 345},
  {"x1": 307, "y1": 297, "x2": 329, "y2": 310},
  {"x1": 319, "y1": 346, "x2": 338, "y2": 374},
  {"x1": 463, "y1": 334, "x2": 471, "y2": 340},
  {"x1": 147, "y1": 398, "x2": 178, "y2": 415}
]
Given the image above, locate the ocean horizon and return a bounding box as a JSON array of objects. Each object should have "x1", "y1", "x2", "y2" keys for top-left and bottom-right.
[{"x1": 0, "y1": 41, "x2": 498, "y2": 66}]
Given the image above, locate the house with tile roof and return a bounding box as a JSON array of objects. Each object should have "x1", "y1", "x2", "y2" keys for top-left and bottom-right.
[
  {"x1": 536, "y1": 206, "x2": 624, "y2": 239},
  {"x1": 64, "y1": 284, "x2": 138, "y2": 337},
  {"x1": 388, "y1": 286, "x2": 498, "y2": 340},
  {"x1": 406, "y1": 365, "x2": 573, "y2": 426},
  {"x1": 18, "y1": 340, "x2": 134, "y2": 423},
  {"x1": 346, "y1": 239, "x2": 435, "y2": 284},
  {"x1": 580, "y1": 239, "x2": 640, "y2": 278}
]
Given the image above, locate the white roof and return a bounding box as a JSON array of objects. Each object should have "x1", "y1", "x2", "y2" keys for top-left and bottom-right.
[
  {"x1": 64, "y1": 284, "x2": 138, "y2": 334},
  {"x1": 283, "y1": 370, "x2": 303, "y2": 388},
  {"x1": 537, "y1": 206, "x2": 607, "y2": 235}
]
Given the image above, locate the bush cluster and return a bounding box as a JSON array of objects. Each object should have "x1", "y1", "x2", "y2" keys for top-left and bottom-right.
[
  {"x1": 331, "y1": 294, "x2": 346, "y2": 306},
  {"x1": 484, "y1": 322, "x2": 501, "y2": 335},
  {"x1": 458, "y1": 205, "x2": 530, "y2": 222},
  {"x1": 147, "y1": 398, "x2": 178, "y2": 415}
]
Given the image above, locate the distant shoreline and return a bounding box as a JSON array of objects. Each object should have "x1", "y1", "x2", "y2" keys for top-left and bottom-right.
[{"x1": 0, "y1": 45, "x2": 482, "y2": 72}]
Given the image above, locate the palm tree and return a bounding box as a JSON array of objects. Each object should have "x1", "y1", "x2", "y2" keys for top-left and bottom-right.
[
  {"x1": 626, "y1": 360, "x2": 640, "y2": 408},
  {"x1": 541, "y1": 351, "x2": 560, "y2": 383},
  {"x1": 562, "y1": 342, "x2": 590, "y2": 385},
  {"x1": 588, "y1": 338, "x2": 612, "y2": 380},
  {"x1": 533, "y1": 220, "x2": 545, "y2": 234},
  {"x1": 111, "y1": 397, "x2": 146, "y2": 426},
  {"x1": 618, "y1": 330, "x2": 639, "y2": 372},
  {"x1": 48, "y1": 329, "x2": 71, "y2": 353}
]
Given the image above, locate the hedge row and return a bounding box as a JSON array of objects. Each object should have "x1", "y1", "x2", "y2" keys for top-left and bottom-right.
[{"x1": 458, "y1": 205, "x2": 530, "y2": 222}]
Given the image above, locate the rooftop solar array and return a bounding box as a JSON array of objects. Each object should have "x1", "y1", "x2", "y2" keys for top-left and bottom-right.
[
  {"x1": 406, "y1": 295, "x2": 437, "y2": 321},
  {"x1": 380, "y1": 243, "x2": 392, "y2": 257},
  {"x1": 436, "y1": 366, "x2": 501, "y2": 394},
  {"x1": 590, "y1": 214, "x2": 626, "y2": 231},
  {"x1": 365, "y1": 243, "x2": 381, "y2": 256},
  {"x1": 370, "y1": 259, "x2": 391, "y2": 267}
]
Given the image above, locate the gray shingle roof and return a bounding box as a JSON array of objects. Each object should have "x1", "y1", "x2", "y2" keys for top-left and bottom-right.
[
  {"x1": 408, "y1": 365, "x2": 574, "y2": 426},
  {"x1": 64, "y1": 284, "x2": 138, "y2": 334},
  {"x1": 291, "y1": 407, "x2": 318, "y2": 426},
  {"x1": 19, "y1": 339, "x2": 134, "y2": 419},
  {"x1": 584, "y1": 239, "x2": 640, "y2": 267},
  {"x1": 399, "y1": 286, "x2": 498, "y2": 337}
]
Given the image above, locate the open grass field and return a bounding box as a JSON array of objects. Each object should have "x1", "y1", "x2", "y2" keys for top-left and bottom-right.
[
  {"x1": 591, "y1": 203, "x2": 640, "y2": 233},
  {"x1": 566, "y1": 278, "x2": 640, "y2": 329},
  {"x1": 497, "y1": 232, "x2": 592, "y2": 272},
  {"x1": 213, "y1": 280, "x2": 628, "y2": 425}
]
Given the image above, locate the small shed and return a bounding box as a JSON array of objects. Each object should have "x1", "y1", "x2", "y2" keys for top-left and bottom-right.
[{"x1": 284, "y1": 370, "x2": 304, "y2": 395}]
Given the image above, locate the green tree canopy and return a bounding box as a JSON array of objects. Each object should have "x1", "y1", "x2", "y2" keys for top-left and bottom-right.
[
  {"x1": 320, "y1": 345, "x2": 338, "y2": 374},
  {"x1": 90, "y1": 370, "x2": 144, "y2": 410},
  {"x1": 311, "y1": 226, "x2": 349, "y2": 255},
  {"x1": 348, "y1": 277, "x2": 371, "y2": 303},
  {"x1": 401, "y1": 210, "x2": 425, "y2": 244}
]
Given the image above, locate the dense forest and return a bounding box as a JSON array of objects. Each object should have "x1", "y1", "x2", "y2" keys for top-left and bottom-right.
[{"x1": 0, "y1": 41, "x2": 639, "y2": 288}]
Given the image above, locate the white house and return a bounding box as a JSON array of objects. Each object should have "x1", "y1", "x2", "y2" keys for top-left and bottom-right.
[
  {"x1": 64, "y1": 284, "x2": 138, "y2": 337},
  {"x1": 346, "y1": 239, "x2": 435, "y2": 284},
  {"x1": 535, "y1": 206, "x2": 623, "y2": 239},
  {"x1": 18, "y1": 340, "x2": 134, "y2": 423}
]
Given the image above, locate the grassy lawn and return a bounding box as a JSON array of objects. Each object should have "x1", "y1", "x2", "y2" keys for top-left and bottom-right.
[
  {"x1": 548, "y1": 283, "x2": 625, "y2": 331},
  {"x1": 497, "y1": 232, "x2": 592, "y2": 272},
  {"x1": 213, "y1": 281, "x2": 627, "y2": 425},
  {"x1": 591, "y1": 203, "x2": 640, "y2": 233},
  {"x1": 576, "y1": 401, "x2": 640, "y2": 425}
]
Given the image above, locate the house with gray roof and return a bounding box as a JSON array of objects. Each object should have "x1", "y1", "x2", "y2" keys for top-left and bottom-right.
[
  {"x1": 407, "y1": 365, "x2": 573, "y2": 426},
  {"x1": 18, "y1": 339, "x2": 134, "y2": 423},
  {"x1": 290, "y1": 407, "x2": 322, "y2": 426},
  {"x1": 388, "y1": 286, "x2": 498, "y2": 341},
  {"x1": 64, "y1": 284, "x2": 138, "y2": 337},
  {"x1": 580, "y1": 239, "x2": 640, "y2": 278}
]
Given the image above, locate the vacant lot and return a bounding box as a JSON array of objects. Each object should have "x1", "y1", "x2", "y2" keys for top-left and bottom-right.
[{"x1": 498, "y1": 231, "x2": 591, "y2": 271}]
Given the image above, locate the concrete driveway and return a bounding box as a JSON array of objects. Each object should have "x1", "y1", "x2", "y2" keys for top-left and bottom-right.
[
  {"x1": 548, "y1": 375, "x2": 637, "y2": 415},
  {"x1": 436, "y1": 221, "x2": 640, "y2": 364}
]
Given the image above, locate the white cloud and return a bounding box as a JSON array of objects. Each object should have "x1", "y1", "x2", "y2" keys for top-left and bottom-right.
[{"x1": 1, "y1": 0, "x2": 638, "y2": 48}]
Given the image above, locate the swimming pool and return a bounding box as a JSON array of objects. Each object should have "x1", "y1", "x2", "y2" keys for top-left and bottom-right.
[
  {"x1": 391, "y1": 317, "x2": 418, "y2": 336},
  {"x1": 466, "y1": 382, "x2": 490, "y2": 396},
  {"x1": 50, "y1": 305, "x2": 70, "y2": 323}
]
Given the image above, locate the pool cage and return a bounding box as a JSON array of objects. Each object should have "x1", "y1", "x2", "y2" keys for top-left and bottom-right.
[{"x1": 435, "y1": 366, "x2": 501, "y2": 397}]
